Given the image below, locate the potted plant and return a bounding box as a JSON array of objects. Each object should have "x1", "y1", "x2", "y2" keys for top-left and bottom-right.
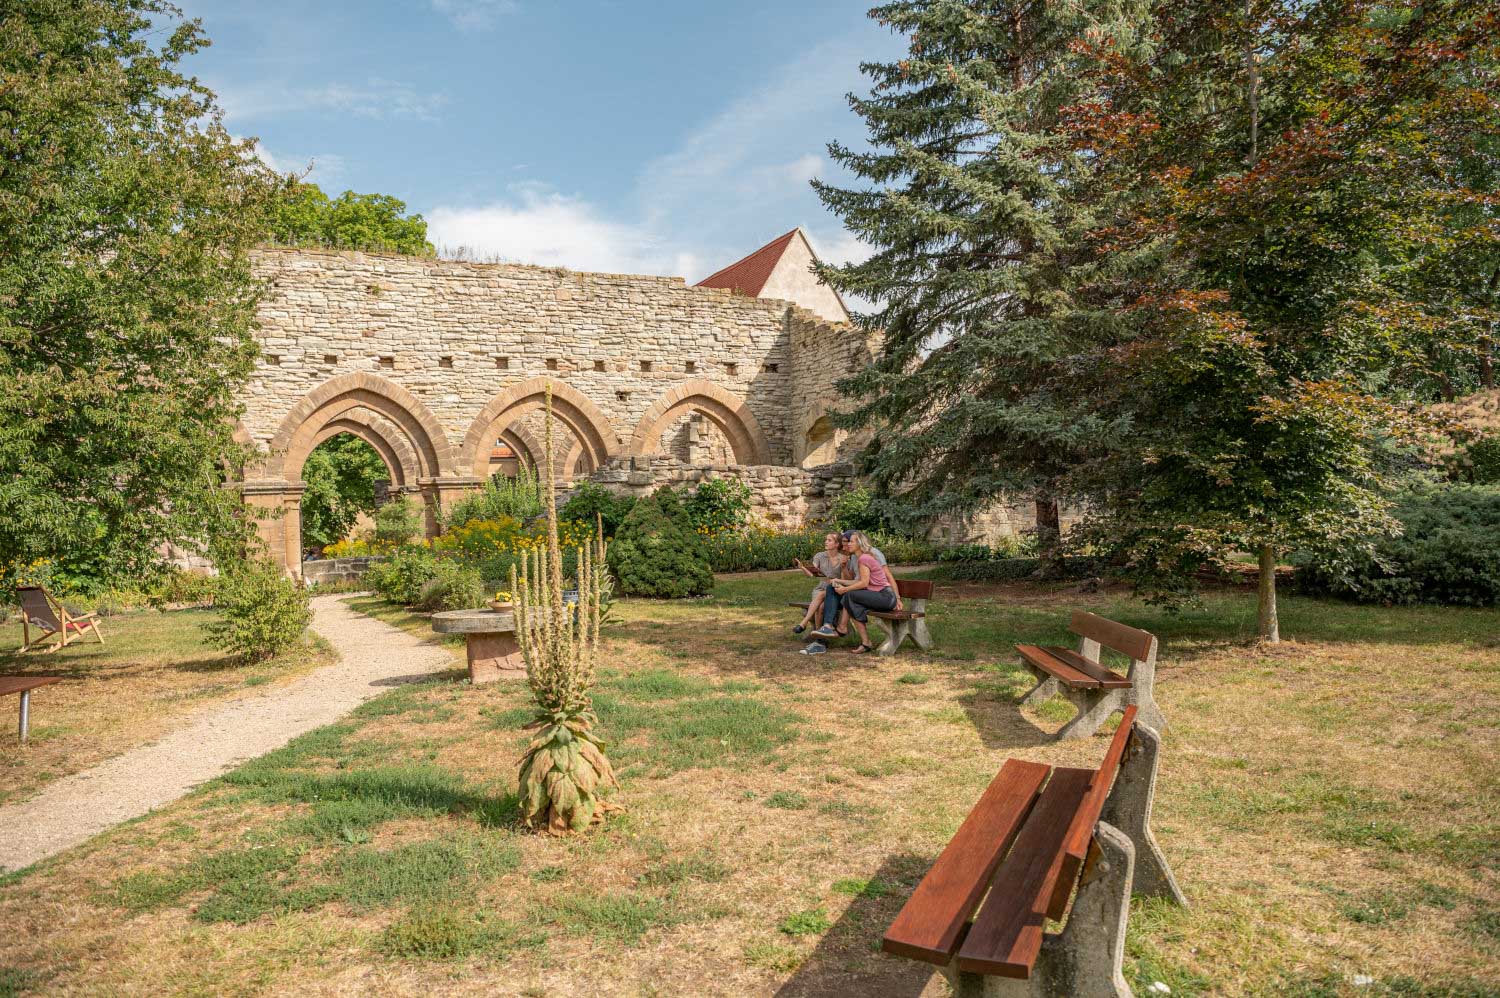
[{"x1": 488, "y1": 590, "x2": 514, "y2": 613}]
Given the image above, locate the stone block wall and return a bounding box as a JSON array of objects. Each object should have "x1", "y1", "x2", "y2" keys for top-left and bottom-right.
[
  {"x1": 301, "y1": 556, "x2": 384, "y2": 586},
  {"x1": 588, "y1": 458, "x2": 858, "y2": 528},
  {"x1": 244, "y1": 248, "x2": 816, "y2": 467}
]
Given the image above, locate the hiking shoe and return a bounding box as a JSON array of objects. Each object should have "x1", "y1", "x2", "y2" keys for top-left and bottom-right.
[{"x1": 799, "y1": 642, "x2": 827, "y2": 655}]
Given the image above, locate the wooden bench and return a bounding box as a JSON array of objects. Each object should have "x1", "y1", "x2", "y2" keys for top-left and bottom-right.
[
  {"x1": 882, "y1": 706, "x2": 1185, "y2": 997},
  {"x1": 1016, "y1": 612, "x2": 1167, "y2": 741},
  {"x1": 786, "y1": 578, "x2": 934, "y2": 656},
  {"x1": 0, "y1": 676, "x2": 63, "y2": 743}
]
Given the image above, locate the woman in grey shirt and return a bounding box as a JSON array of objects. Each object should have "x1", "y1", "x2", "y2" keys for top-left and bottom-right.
[{"x1": 792, "y1": 532, "x2": 850, "y2": 634}]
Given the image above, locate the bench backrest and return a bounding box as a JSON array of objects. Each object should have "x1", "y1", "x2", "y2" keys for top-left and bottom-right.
[
  {"x1": 1045, "y1": 704, "x2": 1137, "y2": 919},
  {"x1": 1070, "y1": 610, "x2": 1155, "y2": 664},
  {"x1": 895, "y1": 578, "x2": 934, "y2": 601},
  {"x1": 16, "y1": 587, "x2": 61, "y2": 631}
]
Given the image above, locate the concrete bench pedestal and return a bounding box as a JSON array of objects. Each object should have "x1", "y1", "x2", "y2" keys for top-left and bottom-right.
[{"x1": 430, "y1": 609, "x2": 523, "y2": 684}]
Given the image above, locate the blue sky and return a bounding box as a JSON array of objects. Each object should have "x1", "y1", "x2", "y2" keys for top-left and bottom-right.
[{"x1": 173, "y1": 0, "x2": 905, "y2": 280}]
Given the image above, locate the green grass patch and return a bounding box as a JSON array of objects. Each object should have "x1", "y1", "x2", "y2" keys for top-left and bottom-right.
[
  {"x1": 779, "y1": 907, "x2": 832, "y2": 936},
  {"x1": 831, "y1": 877, "x2": 894, "y2": 898},
  {"x1": 743, "y1": 939, "x2": 803, "y2": 972},
  {"x1": 1338, "y1": 890, "x2": 1411, "y2": 925},
  {"x1": 377, "y1": 906, "x2": 544, "y2": 961},
  {"x1": 764, "y1": 791, "x2": 808, "y2": 810},
  {"x1": 544, "y1": 891, "x2": 683, "y2": 944},
  {"x1": 895, "y1": 673, "x2": 928, "y2": 685},
  {"x1": 334, "y1": 832, "x2": 521, "y2": 911},
  {"x1": 592, "y1": 682, "x2": 805, "y2": 776}
]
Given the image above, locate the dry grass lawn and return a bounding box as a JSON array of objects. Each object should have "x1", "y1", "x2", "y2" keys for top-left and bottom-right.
[
  {"x1": 0, "y1": 609, "x2": 335, "y2": 804},
  {"x1": 1, "y1": 573, "x2": 1497, "y2": 997}
]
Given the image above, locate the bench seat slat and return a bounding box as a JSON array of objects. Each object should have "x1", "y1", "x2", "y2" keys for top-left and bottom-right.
[
  {"x1": 1040, "y1": 646, "x2": 1132, "y2": 689},
  {"x1": 881, "y1": 759, "x2": 1050, "y2": 966},
  {"x1": 955, "y1": 767, "x2": 1095, "y2": 978},
  {"x1": 0, "y1": 676, "x2": 64, "y2": 697},
  {"x1": 1016, "y1": 645, "x2": 1105, "y2": 689},
  {"x1": 1045, "y1": 708, "x2": 1138, "y2": 920}
]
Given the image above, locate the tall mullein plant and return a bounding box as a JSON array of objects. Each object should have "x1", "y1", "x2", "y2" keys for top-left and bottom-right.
[{"x1": 510, "y1": 386, "x2": 619, "y2": 833}]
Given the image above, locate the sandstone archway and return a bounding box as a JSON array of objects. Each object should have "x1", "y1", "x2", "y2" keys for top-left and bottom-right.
[
  {"x1": 461, "y1": 377, "x2": 619, "y2": 478},
  {"x1": 628, "y1": 380, "x2": 772, "y2": 466},
  {"x1": 310, "y1": 408, "x2": 421, "y2": 488},
  {"x1": 262, "y1": 372, "x2": 456, "y2": 482}
]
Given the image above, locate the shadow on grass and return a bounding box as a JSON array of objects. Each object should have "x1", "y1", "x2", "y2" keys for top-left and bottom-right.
[
  {"x1": 774, "y1": 853, "x2": 937, "y2": 998},
  {"x1": 369, "y1": 669, "x2": 466, "y2": 687}
]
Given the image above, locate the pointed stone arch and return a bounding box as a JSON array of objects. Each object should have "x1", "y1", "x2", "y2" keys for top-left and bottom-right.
[
  {"x1": 461, "y1": 377, "x2": 619, "y2": 478},
  {"x1": 262, "y1": 372, "x2": 456, "y2": 483},
  {"x1": 628, "y1": 380, "x2": 773, "y2": 465},
  {"x1": 310, "y1": 408, "x2": 421, "y2": 488}
]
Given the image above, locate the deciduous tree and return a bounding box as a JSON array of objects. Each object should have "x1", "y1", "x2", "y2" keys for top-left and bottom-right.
[{"x1": 0, "y1": 0, "x2": 282, "y2": 587}]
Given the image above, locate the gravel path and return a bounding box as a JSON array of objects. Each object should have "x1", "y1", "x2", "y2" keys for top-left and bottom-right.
[{"x1": 0, "y1": 593, "x2": 454, "y2": 873}]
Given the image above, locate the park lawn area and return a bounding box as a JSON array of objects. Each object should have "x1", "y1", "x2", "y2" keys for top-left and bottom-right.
[
  {"x1": 1, "y1": 574, "x2": 1497, "y2": 997},
  {"x1": 0, "y1": 609, "x2": 335, "y2": 805}
]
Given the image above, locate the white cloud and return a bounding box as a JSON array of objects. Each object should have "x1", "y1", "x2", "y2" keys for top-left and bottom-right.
[
  {"x1": 427, "y1": 185, "x2": 685, "y2": 275},
  {"x1": 217, "y1": 77, "x2": 448, "y2": 122},
  {"x1": 431, "y1": 0, "x2": 518, "y2": 30}
]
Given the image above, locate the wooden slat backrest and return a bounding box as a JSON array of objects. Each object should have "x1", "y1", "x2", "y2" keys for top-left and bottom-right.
[
  {"x1": 896, "y1": 578, "x2": 934, "y2": 601},
  {"x1": 1070, "y1": 611, "x2": 1155, "y2": 663},
  {"x1": 954, "y1": 767, "x2": 1095, "y2": 977},
  {"x1": 16, "y1": 587, "x2": 61, "y2": 631},
  {"x1": 882, "y1": 759, "x2": 1049, "y2": 965},
  {"x1": 1044, "y1": 705, "x2": 1138, "y2": 919}
]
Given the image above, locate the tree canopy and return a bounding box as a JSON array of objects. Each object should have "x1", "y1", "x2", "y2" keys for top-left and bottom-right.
[
  {"x1": 819, "y1": 0, "x2": 1500, "y2": 639},
  {"x1": 0, "y1": 0, "x2": 282, "y2": 590},
  {"x1": 270, "y1": 181, "x2": 435, "y2": 256},
  {"x1": 300, "y1": 434, "x2": 389, "y2": 553}
]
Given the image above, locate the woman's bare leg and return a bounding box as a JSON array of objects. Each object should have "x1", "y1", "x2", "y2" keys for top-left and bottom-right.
[{"x1": 801, "y1": 589, "x2": 825, "y2": 629}]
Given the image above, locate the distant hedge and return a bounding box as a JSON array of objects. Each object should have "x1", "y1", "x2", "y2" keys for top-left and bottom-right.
[
  {"x1": 1295, "y1": 486, "x2": 1500, "y2": 606},
  {"x1": 929, "y1": 557, "x2": 1105, "y2": 582}
]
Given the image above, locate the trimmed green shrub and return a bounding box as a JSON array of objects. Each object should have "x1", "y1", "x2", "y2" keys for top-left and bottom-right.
[
  {"x1": 829, "y1": 486, "x2": 883, "y2": 533},
  {"x1": 207, "y1": 560, "x2": 311, "y2": 661},
  {"x1": 1295, "y1": 486, "x2": 1500, "y2": 605},
  {"x1": 374, "y1": 496, "x2": 424, "y2": 548},
  {"x1": 560, "y1": 482, "x2": 636, "y2": 537},
  {"x1": 1466, "y1": 436, "x2": 1500, "y2": 485},
  {"x1": 607, "y1": 496, "x2": 713, "y2": 598},
  {"x1": 683, "y1": 478, "x2": 751, "y2": 534},
  {"x1": 702, "y1": 527, "x2": 824, "y2": 573},
  {"x1": 366, "y1": 547, "x2": 439, "y2": 605},
  {"x1": 416, "y1": 561, "x2": 487, "y2": 612},
  {"x1": 868, "y1": 530, "x2": 940, "y2": 564}
]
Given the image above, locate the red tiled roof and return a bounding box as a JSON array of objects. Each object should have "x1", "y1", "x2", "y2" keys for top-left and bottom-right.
[{"x1": 694, "y1": 228, "x2": 800, "y2": 296}]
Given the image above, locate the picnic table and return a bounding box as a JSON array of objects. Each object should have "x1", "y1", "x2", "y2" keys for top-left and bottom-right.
[{"x1": 1, "y1": 676, "x2": 63, "y2": 743}]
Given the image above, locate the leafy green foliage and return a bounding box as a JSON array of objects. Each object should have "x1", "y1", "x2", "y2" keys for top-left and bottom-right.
[
  {"x1": 377, "y1": 907, "x2": 542, "y2": 961},
  {"x1": 445, "y1": 466, "x2": 544, "y2": 529},
  {"x1": 363, "y1": 546, "x2": 438, "y2": 605},
  {"x1": 270, "y1": 181, "x2": 434, "y2": 256},
  {"x1": 1295, "y1": 487, "x2": 1500, "y2": 606},
  {"x1": 828, "y1": 486, "x2": 883, "y2": 533},
  {"x1": 0, "y1": 1, "x2": 282, "y2": 584},
  {"x1": 374, "y1": 496, "x2": 423, "y2": 548},
  {"x1": 415, "y1": 560, "x2": 486, "y2": 612},
  {"x1": 560, "y1": 482, "x2": 637, "y2": 537},
  {"x1": 206, "y1": 560, "x2": 311, "y2": 661},
  {"x1": 682, "y1": 478, "x2": 751, "y2": 534},
  {"x1": 300, "y1": 434, "x2": 388, "y2": 552},
  {"x1": 1464, "y1": 436, "x2": 1500, "y2": 486},
  {"x1": 606, "y1": 496, "x2": 713, "y2": 598}
]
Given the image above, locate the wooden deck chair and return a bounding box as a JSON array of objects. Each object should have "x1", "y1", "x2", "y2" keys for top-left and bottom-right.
[{"x1": 15, "y1": 586, "x2": 105, "y2": 653}]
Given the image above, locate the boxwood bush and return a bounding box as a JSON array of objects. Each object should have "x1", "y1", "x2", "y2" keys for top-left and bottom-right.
[
  {"x1": 607, "y1": 495, "x2": 713, "y2": 598},
  {"x1": 1295, "y1": 486, "x2": 1500, "y2": 605}
]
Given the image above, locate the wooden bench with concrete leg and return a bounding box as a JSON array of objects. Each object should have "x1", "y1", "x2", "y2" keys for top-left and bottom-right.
[
  {"x1": 882, "y1": 706, "x2": 1186, "y2": 997},
  {"x1": 786, "y1": 578, "x2": 934, "y2": 656},
  {"x1": 1016, "y1": 612, "x2": 1167, "y2": 741}
]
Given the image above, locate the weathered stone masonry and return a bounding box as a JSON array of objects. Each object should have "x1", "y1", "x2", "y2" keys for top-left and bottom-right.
[{"x1": 238, "y1": 248, "x2": 877, "y2": 573}]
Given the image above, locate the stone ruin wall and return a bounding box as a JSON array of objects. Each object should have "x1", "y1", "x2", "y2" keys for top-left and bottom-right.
[{"x1": 238, "y1": 248, "x2": 1043, "y2": 570}]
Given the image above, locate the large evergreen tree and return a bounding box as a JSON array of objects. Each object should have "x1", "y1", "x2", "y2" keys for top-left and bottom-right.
[
  {"x1": 0, "y1": 1, "x2": 282, "y2": 588},
  {"x1": 813, "y1": 0, "x2": 1147, "y2": 570}
]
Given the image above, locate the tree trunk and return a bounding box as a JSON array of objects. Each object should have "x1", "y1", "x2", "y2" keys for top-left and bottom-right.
[
  {"x1": 1256, "y1": 544, "x2": 1280, "y2": 644},
  {"x1": 1035, "y1": 497, "x2": 1062, "y2": 578}
]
